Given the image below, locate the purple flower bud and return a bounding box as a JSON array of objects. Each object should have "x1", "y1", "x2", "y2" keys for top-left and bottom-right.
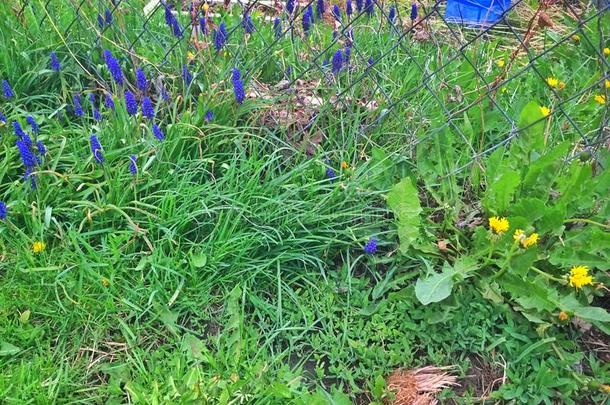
[
  {"x1": 331, "y1": 49, "x2": 343, "y2": 74},
  {"x1": 363, "y1": 237, "x2": 377, "y2": 254},
  {"x1": 364, "y1": 0, "x2": 374, "y2": 16},
  {"x1": 232, "y1": 68, "x2": 245, "y2": 104},
  {"x1": 410, "y1": 3, "x2": 418, "y2": 21},
  {"x1": 129, "y1": 154, "x2": 137, "y2": 175},
  {"x1": 2, "y1": 80, "x2": 14, "y2": 98},
  {"x1": 346, "y1": 0, "x2": 353, "y2": 16},
  {"x1": 50, "y1": 52, "x2": 61, "y2": 71},
  {"x1": 242, "y1": 14, "x2": 255, "y2": 34},
  {"x1": 73, "y1": 94, "x2": 84, "y2": 117},
  {"x1": 205, "y1": 110, "x2": 213, "y2": 122},
  {"x1": 104, "y1": 93, "x2": 115, "y2": 110},
  {"x1": 13, "y1": 121, "x2": 26, "y2": 138},
  {"x1": 103, "y1": 50, "x2": 124, "y2": 86},
  {"x1": 333, "y1": 5, "x2": 341, "y2": 21},
  {"x1": 0, "y1": 201, "x2": 6, "y2": 220},
  {"x1": 136, "y1": 68, "x2": 148, "y2": 92},
  {"x1": 26, "y1": 116, "x2": 40, "y2": 134},
  {"x1": 141, "y1": 96, "x2": 154, "y2": 120},
  {"x1": 152, "y1": 123, "x2": 165, "y2": 141}
]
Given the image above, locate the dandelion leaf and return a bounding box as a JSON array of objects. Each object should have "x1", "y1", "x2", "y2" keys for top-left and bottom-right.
[
  {"x1": 415, "y1": 262, "x2": 456, "y2": 305},
  {"x1": 387, "y1": 177, "x2": 422, "y2": 253}
]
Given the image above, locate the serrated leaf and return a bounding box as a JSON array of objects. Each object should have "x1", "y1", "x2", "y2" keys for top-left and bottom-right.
[
  {"x1": 415, "y1": 264, "x2": 456, "y2": 305},
  {"x1": 482, "y1": 169, "x2": 520, "y2": 214},
  {"x1": 387, "y1": 178, "x2": 422, "y2": 253}
]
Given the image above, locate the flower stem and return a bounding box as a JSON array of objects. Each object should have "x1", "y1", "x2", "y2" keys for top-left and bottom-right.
[{"x1": 564, "y1": 218, "x2": 610, "y2": 230}]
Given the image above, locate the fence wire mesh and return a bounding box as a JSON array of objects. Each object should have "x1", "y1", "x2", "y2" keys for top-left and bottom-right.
[{"x1": 8, "y1": 0, "x2": 610, "y2": 179}]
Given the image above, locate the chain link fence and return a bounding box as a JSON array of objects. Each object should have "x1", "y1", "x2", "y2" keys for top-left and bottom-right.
[{"x1": 11, "y1": 0, "x2": 610, "y2": 176}]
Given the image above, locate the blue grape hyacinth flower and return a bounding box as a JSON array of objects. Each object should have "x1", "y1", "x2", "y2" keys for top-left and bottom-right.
[
  {"x1": 36, "y1": 141, "x2": 46, "y2": 156},
  {"x1": 326, "y1": 166, "x2": 336, "y2": 181},
  {"x1": 13, "y1": 121, "x2": 26, "y2": 138},
  {"x1": 232, "y1": 68, "x2": 245, "y2": 104},
  {"x1": 104, "y1": 93, "x2": 115, "y2": 110},
  {"x1": 73, "y1": 94, "x2": 84, "y2": 117},
  {"x1": 104, "y1": 8, "x2": 113, "y2": 25},
  {"x1": 365, "y1": 0, "x2": 374, "y2": 16},
  {"x1": 97, "y1": 14, "x2": 105, "y2": 28},
  {"x1": 346, "y1": 0, "x2": 353, "y2": 17},
  {"x1": 363, "y1": 237, "x2": 377, "y2": 254},
  {"x1": 50, "y1": 52, "x2": 61, "y2": 71},
  {"x1": 356, "y1": 0, "x2": 363, "y2": 12},
  {"x1": 331, "y1": 49, "x2": 343, "y2": 74},
  {"x1": 302, "y1": 8, "x2": 313, "y2": 35},
  {"x1": 273, "y1": 17, "x2": 282, "y2": 38},
  {"x1": 333, "y1": 5, "x2": 341, "y2": 21},
  {"x1": 26, "y1": 116, "x2": 40, "y2": 134},
  {"x1": 129, "y1": 154, "x2": 137, "y2": 175},
  {"x1": 152, "y1": 123, "x2": 165, "y2": 141},
  {"x1": 286, "y1": 0, "x2": 295, "y2": 15},
  {"x1": 0, "y1": 111, "x2": 6, "y2": 123},
  {"x1": 103, "y1": 50, "x2": 124, "y2": 86},
  {"x1": 124, "y1": 91, "x2": 137, "y2": 116},
  {"x1": 136, "y1": 68, "x2": 148, "y2": 92},
  {"x1": 388, "y1": 5, "x2": 396, "y2": 23},
  {"x1": 2, "y1": 80, "x2": 14, "y2": 98},
  {"x1": 141, "y1": 97, "x2": 154, "y2": 120},
  {"x1": 199, "y1": 17, "x2": 208, "y2": 35},
  {"x1": 93, "y1": 108, "x2": 102, "y2": 121},
  {"x1": 242, "y1": 14, "x2": 255, "y2": 34},
  {"x1": 0, "y1": 201, "x2": 6, "y2": 220},
  {"x1": 410, "y1": 3, "x2": 418, "y2": 21},
  {"x1": 214, "y1": 22, "x2": 229, "y2": 51},
  {"x1": 16, "y1": 135, "x2": 37, "y2": 170},
  {"x1": 182, "y1": 64, "x2": 192, "y2": 85},
  {"x1": 90, "y1": 134, "x2": 104, "y2": 164},
  {"x1": 344, "y1": 46, "x2": 351, "y2": 64},
  {"x1": 316, "y1": 0, "x2": 325, "y2": 20},
  {"x1": 205, "y1": 110, "x2": 213, "y2": 122}
]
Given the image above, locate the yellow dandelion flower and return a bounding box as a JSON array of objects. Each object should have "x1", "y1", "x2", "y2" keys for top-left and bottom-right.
[
  {"x1": 513, "y1": 229, "x2": 538, "y2": 248},
  {"x1": 489, "y1": 216, "x2": 509, "y2": 234},
  {"x1": 101, "y1": 277, "x2": 110, "y2": 287},
  {"x1": 602, "y1": 384, "x2": 610, "y2": 393},
  {"x1": 604, "y1": 47, "x2": 610, "y2": 56},
  {"x1": 568, "y1": 265, "x2": 594, "y2": 289},
  {"x1": 546, "y1": 77, "x2": 559, "y2": 88},
  {"x1": 558, "y1": 311, "x2": 569, "y2": 321},
  {"x1": 594, "y1": 94, "x2": 606, "y2": 105},
  {"x1": 500, "y1": 87, "x2": 508, "y2": 94},
  {"x1": 202, "y1": 3, "x2": 209, "y2": 12},
  {"x1": 32, "y1": 241, "x2": 46, "y2": 254},
  {"x1": 539, "y1": 106, "x2": 551, "y2": 117},
  {"x1": 571, "y1": 34, "x2": 580, "y2": 43},
  {"x1": 606, "y1": 79, "x2": 610, "y2": 89},
  {"x1": 187, "y1": 51, "x2": 195, "y2": 61},
  {"x1": 496, "y1": 59, "x2": 505, "y2": 68},
  {"x1": 341, "y1": 161, "x2": 349, "y2": 170}
]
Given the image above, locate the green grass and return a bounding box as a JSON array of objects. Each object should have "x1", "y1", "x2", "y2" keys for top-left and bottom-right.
[{"x1": 1, "y1": 0, "x2": 609, "y2": 404}]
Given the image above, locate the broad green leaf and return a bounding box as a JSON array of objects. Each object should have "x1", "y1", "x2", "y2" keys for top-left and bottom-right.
[
  {"x1": 549, "y1": 227, "x2": 610, "y2": 270},
  {"x1": 387, "y1": 178, "x2": 422, "y2": 253},
  {"x1": 501, "y1": 275, "x2": 559, "y2": 312},
  {"x1": 515, "y1": 101, "x2": 546, "y2": 156},
  {"x1": 521, "y1": 141, "x2": 570, "y2": 198},
  {"x1": 0, "y1": 341, "x2": 21, "y2": 356},
  {"x1": 574, "y1": 307, "x2": 610, "y2": 323},
  {"x1": 415, "y1": 263, "x2": 456, "y2": 305},
  {"x1": 190, "y1": 252, "x2": 207, "y2": 268},
  {"x1": 511, "y1": 198, "x2": 546, "y2": 223},
  {"x1": 509, "y1": 248, "x2": 538, "y2": 277},
  {"x1": 482, "y1": 169, "x2": 520, "y2": 214}
]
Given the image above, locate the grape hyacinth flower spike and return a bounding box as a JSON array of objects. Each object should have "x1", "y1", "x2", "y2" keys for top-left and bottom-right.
[
  {"x1": 214, "y1": 22, "x2": 229, "y2": 52},
  {"x1": 104, "y1": 8, "x2": 113, "y2": 25},
  {"x1": 363, "y1": 237, "x2": 377, "y2": 254},
  {"x1": 356, "y1": 0, "x2": 363, "y2": 12},
  {"x1": 302, "y1": 8, "x2": 313, "y2": 35},
  {"x1": 0, "y1": 111, "x2": 6, "y2": 123},
  {"x1": 103, "y1": 50, "x2": 124, "y2": 86},
  {"x1": 364, "y1": 0, "x2": 374, "y2": 16},
  {"x1": 274, "y1": 17, "x2": 282, "y2": 38},
  {"x1": 50, "y1": 52, "x2": 61, "y2": 71},
  {"x1": 0, "y1": 201, "x2": 6, "y2": 220},
  {"x1": 26, "y1": 116, "x2": 40, "y2": 134},
  {"x1": 129, "y1": 155, "x2": 137, "y2": 175},
  {"x1": 73, "y1": 94, "x2": 84, "y2": 117},
  {"x1": 152, "y1": 123, "x2": 165, "y2": 141},
  {"x1": 97, "y1": 14, "x2": 105, "y2": 28},
  {"x1": 316, "y1": 0, "x2": 325, "y2": 20},
  {"x1": 13, "y1": 121, "x2": 26, "y2": 138},
  {"x1": 346, "y1": 0, "x2": 353, "y2": 17},
  {"x1": 232, "y1": 68, "x2": 245, "y2": 104},
  {"x1": 388, "y1": 5, "x2": 396, "y2": 24},
  {"x1": 124, "y1": 91, "x2": 137, "y2": 116},
  {"x1": 410, "y1": 3, "x2": 418, "y2": 21},
  {"x1": 242, "y1": 14, "x2": 255, "y2": 34},
  {"x1": 331, "y1": 49, "x2": 343, "y2": 75},
  {"x1": 333, "y1": 5, "x2": 341, "y2": 21},
  {"x1": 2, "y1": 80, "x2": 14, "y2": 98},
  {"x1": 141, "y1": 97, "x2": 154, "y2": 120},
  {"x1": 136, "y1": 68, "x2": 148, "y2": 92},
  {"x1": 104, "y1": 93, "x2": 115, "y2": 110},
  {"x1": 182, "y1": 64, "x2": 192, "y2": 85},
  {"x1": 90, "y1": 134, "x2": 104, "y2": 164},
  {"x1": 205, "y1": 110, "x2": 213, "y2": 122},
  {"x1": 286, "y1": 0, "x2": 295, "y2": 15}
]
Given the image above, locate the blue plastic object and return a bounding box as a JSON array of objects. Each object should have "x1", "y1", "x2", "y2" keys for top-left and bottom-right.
[{"x1": 445, "y1": 0, "x2": 511, "y2": 27}]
